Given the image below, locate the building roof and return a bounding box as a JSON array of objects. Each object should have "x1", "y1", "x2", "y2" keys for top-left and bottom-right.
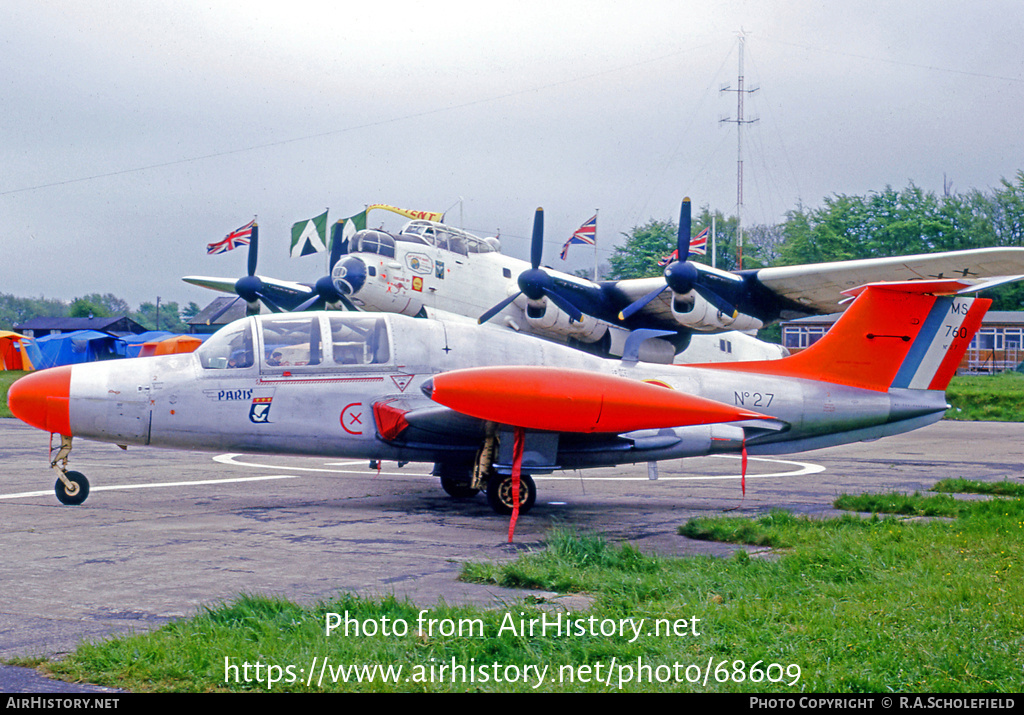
[
  {"x1": 188, "y1": 297, "x2": 248, "y2": 333},
  {"x1": 783, "y1": 310, "x2": 1024, "y2": 328},
  {"x1": 13, "y1": 315, "x2": 147, "y2": 335}
]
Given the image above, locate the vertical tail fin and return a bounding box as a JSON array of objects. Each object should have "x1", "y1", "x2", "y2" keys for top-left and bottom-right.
[{"x1": 710, "y1": 283, "x2": 990, "y2": 392}]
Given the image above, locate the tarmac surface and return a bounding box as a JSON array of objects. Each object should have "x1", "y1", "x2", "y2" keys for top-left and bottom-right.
[{"x1": 0, "y1": 417, "x2": 1021, "y2": 692}]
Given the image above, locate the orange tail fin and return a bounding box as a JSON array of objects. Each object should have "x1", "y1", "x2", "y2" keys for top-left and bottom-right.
[{"x1": 708, "y1": 284, "x2": 989, "y2": 392}]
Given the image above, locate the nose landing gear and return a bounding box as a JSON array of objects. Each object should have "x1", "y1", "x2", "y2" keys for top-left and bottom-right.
[{"x1": 50, "y1": 435, "x2": 90, "y2": 505}]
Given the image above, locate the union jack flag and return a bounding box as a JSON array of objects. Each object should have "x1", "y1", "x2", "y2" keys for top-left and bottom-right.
[
  {"x1": 689, "y1": 227, "x2": 708, "y2": 256},
  {"x1": 207, "y1": 220, "x2": 255, "y2": 255},
  {"x1": 560, "y1": 215, "x2": 597, "y2": 260},
  {"x1": 658, "y1": 227, "x2": 708, "y2": 265}
]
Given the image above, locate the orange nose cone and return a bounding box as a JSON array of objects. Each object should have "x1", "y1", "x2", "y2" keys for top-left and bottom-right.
[{"x1": 7, "y1": 366, "x2": 72, "y2": 435}]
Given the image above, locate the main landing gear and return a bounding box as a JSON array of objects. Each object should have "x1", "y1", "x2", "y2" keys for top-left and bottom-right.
[
  {"x1": 436, "y1": 466, "x2": 537, "y2": 516},
  {"x1": 434, "y1": 428, "x2": 538, "y2": 516},
  {"x1": 50, "y1": 435, "x2": 90, "y2": 505},
  {"x1": 486, "y1": 472, "x2": 536, "y2": 516}
]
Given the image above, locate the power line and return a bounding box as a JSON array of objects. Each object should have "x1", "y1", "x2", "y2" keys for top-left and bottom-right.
[
  {"x1": 1, "y1": 44, "x2": 717, "y2": 198},
  {"x1": 762, "y1": 36, "x2": 1024, "y2": 84}
]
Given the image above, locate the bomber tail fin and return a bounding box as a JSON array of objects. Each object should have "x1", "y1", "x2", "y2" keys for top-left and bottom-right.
[{"x1": 708, "y1": 281, "x2": 991, "y2": 392}]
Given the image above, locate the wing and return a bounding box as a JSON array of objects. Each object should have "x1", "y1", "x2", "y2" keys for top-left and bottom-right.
[
  {"x1": 754, "y1": 247, "x2": 1024, "y2": 314},
  {"x1": 183, "y1": 275, "x2": 315, "y2": 310}
]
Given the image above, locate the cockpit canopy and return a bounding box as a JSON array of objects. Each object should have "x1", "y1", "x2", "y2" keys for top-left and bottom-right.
[
  {"x1": 197, "y1": 314, "x2": 391, "y2": 371},
  {"x1": 346, "y1": 221, "x2": 497, "y2": 260},
  {"x1": 348, "y1": 229, "x2": 396, "y2": 258},
  {"x1": 400, "y1": 220, "x2": 497, "y2": 255}
]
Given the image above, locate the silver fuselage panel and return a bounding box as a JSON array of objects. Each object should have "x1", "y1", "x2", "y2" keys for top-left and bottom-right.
[{"x1": 65, "y1": 313, "x2": 948, "y2": 468}]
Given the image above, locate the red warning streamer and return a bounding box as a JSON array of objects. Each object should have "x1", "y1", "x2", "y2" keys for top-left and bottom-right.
[{"x1": 508, "y1": 426, "x2": 525, "y2": 543}]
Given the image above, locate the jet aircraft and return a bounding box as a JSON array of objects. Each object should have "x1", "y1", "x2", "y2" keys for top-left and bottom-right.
[
  {"x1": 7, "y1": 279, "x2": 994, "y2": 523},
  {"x1": 183, "y1": 201, "x2": 1024, "y2": 366}
]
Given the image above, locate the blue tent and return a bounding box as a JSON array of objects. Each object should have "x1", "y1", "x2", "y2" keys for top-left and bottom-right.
[
  {"x1": 121, "y1": 331, "x2": 176, "y2": 358},
  {"x1": 34, "y1": 330, "x2": 127, "y2": 369}
]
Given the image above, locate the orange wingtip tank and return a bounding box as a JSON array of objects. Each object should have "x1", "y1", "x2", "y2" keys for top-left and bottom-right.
[{"x1": 423, "y1": 366, "x2": 770, "y2": 433}]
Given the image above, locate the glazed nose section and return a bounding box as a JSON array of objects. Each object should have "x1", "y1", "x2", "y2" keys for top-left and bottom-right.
[
  {"x1": 332, "y1": 256, "x2": 367, "y2": 296},
  {"x1": 7, "y1": 365, "x2": 72, "y2": 435}
]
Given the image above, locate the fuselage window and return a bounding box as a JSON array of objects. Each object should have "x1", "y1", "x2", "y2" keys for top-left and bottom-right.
[
  {"x1": 329, "y1": 316, "x2": 390, "y2": 365},
  {"x1": 196, "y1": 320, "x2": 254, "y2": 369},
  {"x1": 262, "y1": 317, "x2": 323, "y2": 368}
]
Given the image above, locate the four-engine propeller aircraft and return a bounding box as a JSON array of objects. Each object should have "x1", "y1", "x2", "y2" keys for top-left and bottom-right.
[
  {"x1": 183, "y1": 201, "x2": 1024, "y2": 366},
  {"x1": 7, "y1": 278, "x2": 995, "y2": 523},
  {"x1": 184, "y1": 202, "x2": 789, "y2": 364}
]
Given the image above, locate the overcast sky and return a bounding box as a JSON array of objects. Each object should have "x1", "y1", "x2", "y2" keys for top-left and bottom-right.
[{"x1": 3, "y1": 1, "x2": 1023, "y2": 308}]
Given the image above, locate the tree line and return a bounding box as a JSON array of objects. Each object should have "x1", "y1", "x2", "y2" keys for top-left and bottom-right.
[
  {"x1": 0, "y1": 292, "x2": 202, "y2": 333},
  {"x1": 609, "y1": 171, "x2": 1024, "y2": 311},
  {"x1": 6, "y1": 173, "x2": 1024, "y2": 333}
]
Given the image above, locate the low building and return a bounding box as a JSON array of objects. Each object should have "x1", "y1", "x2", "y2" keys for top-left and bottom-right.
[
  {"x1": 781, "y1": 311, "x2": 1024, "y2": 374},
  {"x1": 14, "y1": 315, "x2": 147, "y2": 338},
  {"x1": 187, "y1": 297, "x2": 247, "y2": 334}
]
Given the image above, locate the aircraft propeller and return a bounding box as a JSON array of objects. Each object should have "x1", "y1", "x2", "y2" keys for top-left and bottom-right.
[
  {"x1": 293, "y1": 224, "x2": 360, "y2": 312},
  {"x1": 478, "y1": 208, "x2": 585, "y2": 325},
  {"x1": 617, "y1": 198, "x2": 737, "y2": 322},
  {"x1": 206, "y1": 225, "x2": 287, "y2": 324}
]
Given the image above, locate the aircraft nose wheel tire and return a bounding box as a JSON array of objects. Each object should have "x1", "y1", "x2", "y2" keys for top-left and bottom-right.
[
  {"x1": 487, "y1": 473, "x2": 536, "y2": 516},
  {"x1": 55, "y1": 471, "x2": 90, "y2": 506}
]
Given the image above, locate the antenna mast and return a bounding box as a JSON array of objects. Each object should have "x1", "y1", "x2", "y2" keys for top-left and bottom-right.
[{"x1": 720, "y1": 33, "x2": 758, "y2": 269}]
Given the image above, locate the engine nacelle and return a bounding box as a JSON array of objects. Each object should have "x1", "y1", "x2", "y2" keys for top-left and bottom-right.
[
  {"x1": 523, "y1": 299, "x2": 608, "y2": 344},
  {"x1": 671, "y1": 292, "x2": 763, "y2": 333}
]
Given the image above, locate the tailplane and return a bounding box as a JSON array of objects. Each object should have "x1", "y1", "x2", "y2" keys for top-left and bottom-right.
[{"x1": 706, "y1": 281, "x2": 990, "y2": 392}]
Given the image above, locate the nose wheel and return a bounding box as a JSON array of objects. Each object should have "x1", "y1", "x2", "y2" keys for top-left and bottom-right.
[
  {"x1": 50, "y1": 434, "x2": 91, "y2": 505},
  {"x1": 55, "y1": 471, "x2": 90, "y2": 506}
]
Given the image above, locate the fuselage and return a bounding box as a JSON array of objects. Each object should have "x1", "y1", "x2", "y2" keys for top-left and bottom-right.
[
  {"x1": 337, "y1": 222, "x2": 785, "y2": 363},
  {"x1": 45, "y1": 312, "x2": 946, "y2": 470}
]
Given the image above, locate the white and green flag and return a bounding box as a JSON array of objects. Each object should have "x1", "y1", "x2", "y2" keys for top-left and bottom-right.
[
  {"x1": 290, "y1": 210, "x2": 329, "y2": 257},
  {"x1": 332, "y1": 210, "x2": 367, "y2": 253}
]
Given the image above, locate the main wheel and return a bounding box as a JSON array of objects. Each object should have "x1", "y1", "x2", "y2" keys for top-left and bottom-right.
[
  {"x1": 55, "y1": 471, "x2": 90, "y2": 506},
  {"x1": 440, "y1": 476, "x2": 480, "y2": 499},
  {"x1": 487, "y1": 473, "x2": 536, "y2": 515}
]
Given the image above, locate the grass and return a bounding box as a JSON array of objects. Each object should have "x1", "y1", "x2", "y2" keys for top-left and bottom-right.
[
  {"x1": 26, "y1": 481, "x2": 1024, "y2": 693},
  {"x1": 0, "y1": 370, "x2": 27, "y2": 418},
  {"x1": 944, "y1": 371, "x2": 1024, "y2": 421}
]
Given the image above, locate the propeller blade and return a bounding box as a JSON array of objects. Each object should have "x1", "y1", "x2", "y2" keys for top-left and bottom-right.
[
  {"x1": 617, "y1": 197, "x2": 693, "y2": 323},
  {"x1": 677, "y1": 197, "x2": 691, "y2": 263},
  {"x1": 478, "y1": 291, "x2": 523, "y2": 324},
  {"x1": 294, "y1": 293, "x2": 322, "y2": 312},
  {"x1": 618, "y1": 283, "x2": 667, "y2": 321},
  {"x1": 530, "y1": 208, "x2": 544, "y2": 270},
  {"x1": 696, "y1": 286, "x2": 737, "y2": 318},
  {"x1": 255, "y1": 291, "x2": 285, "y2": 314},
  {"x1": 329, "y1": 221, "x2": 347, "y2": 271},
  {"x1": 337, "y1": 294, "x2": 360, "y2": 312},
  {"x1": 542, "y1": 287, "x2": 583, "y2": 322},
  {"x1": 422, "y1": 366, "x2": 772, "y2": 434},
  {"x1": 206, "y1": 296, "x2": 241, "y2": 325}
]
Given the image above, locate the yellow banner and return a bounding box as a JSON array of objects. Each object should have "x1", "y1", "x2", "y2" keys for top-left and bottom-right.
[{"x1": 367, "y1": 204, "x2": 444, "y2": 223}]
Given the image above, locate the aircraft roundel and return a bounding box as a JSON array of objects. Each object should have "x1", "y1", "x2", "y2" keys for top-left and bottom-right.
[
  {"x1": 406, "y1": 253, "x2": 432, "y2": 275},
  {"x1": 340, "y1": 403, "x2": 365, "y2": 435}
]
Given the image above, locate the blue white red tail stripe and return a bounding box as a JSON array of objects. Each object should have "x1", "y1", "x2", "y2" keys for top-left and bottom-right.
[{"x1": 890, "y1": 296, "x2": 985, "y2": 390}]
